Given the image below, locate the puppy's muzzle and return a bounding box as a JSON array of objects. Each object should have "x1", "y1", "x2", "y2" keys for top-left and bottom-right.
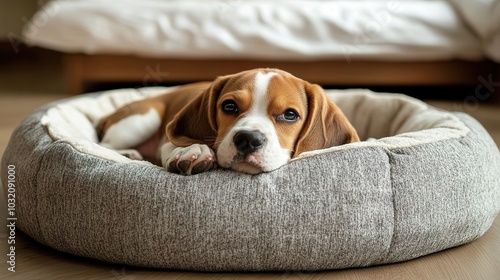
[{"x1": 233, "y1": 130, "x2": 266, "y2": 155}]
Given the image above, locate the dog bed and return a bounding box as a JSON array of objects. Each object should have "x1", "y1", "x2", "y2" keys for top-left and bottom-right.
[{"x1": 1, "y1": 87, "x2": 499, "y2": 271}]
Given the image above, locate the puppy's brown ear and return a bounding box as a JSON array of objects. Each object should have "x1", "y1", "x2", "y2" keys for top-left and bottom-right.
[
  {"x1": 293, "y1": 83, "x2": 359, "y2": 157},
  {"x1": 166, "y1": 76, "x2": 230, "y2": 147}
]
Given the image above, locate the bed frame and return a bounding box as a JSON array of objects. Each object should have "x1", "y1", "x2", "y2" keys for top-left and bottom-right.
[{"x1": 64, "y1": 54, "x2": 500, "y2": 102}]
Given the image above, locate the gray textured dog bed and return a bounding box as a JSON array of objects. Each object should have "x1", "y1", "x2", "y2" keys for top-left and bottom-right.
[{"x1": 1, "y1": 88, "x2": 499, "y2": 271}]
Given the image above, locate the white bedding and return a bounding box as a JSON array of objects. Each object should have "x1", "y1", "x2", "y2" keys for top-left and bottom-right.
[
  {"x1": 23, "y1": 0, "x2": 499, "y2": 61},
  {"x1": 447, "y1": 0, "x2": 500, "y2": 62}
]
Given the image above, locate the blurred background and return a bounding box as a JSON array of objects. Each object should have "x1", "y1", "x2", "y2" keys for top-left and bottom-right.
[{"x1": 1, "y1": 0, "x2": 500, "y2": 99}]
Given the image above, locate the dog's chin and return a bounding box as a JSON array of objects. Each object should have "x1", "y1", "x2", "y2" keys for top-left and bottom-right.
[{"x1": 231, "y1": 161, "x2": 263, "y2": 175}]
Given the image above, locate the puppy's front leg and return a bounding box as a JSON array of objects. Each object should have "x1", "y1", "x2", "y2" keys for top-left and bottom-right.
[{"x1": 161, "y1": 143, "x2": 217, "y2": 175}]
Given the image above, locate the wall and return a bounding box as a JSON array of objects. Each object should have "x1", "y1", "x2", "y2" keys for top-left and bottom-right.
[{"x1": 0, "y1": 0, "x2": 40, "y2": 40}]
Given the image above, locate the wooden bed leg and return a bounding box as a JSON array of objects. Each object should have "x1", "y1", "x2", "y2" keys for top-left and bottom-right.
[{"x1": 64, "y1": 54, "x2": 84, "y2": 95}]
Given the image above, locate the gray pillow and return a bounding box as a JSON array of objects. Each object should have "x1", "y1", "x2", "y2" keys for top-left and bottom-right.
[{"x1": 1, "y1": 88, "x2": 499, "y2": 271}]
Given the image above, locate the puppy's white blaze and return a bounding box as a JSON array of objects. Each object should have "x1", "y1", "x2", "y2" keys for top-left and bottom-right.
[
  {"x1": 100, "y1": 109, "x2": 161, "y2": 150},
  {"x1": 217, "y1": 71, "x2": 291, "y2": 173},
  {"x1": 252, "y1": 71, "x2": 277, "y2": 116}
]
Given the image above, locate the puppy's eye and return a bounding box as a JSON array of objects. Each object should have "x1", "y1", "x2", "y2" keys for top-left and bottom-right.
[
  {"x1": 276, "y1": 109, "x2": 299, "y2": 122},
  {"x1": 222, "y1": 100, "x2": 238, "y2": 114}
]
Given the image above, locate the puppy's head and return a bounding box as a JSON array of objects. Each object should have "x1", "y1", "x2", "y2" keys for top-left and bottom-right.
[{"x1": 167, "y1": 68, "x2": 359, "y2": 174}]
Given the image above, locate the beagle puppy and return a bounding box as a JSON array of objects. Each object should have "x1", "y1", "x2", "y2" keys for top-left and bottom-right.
[{"x1": 98, "y1": 68, "x2": 359, "y2": 175}]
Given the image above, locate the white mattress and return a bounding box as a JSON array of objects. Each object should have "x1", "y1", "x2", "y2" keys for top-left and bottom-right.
[{"x1": 23, "y1": 0, "x2": 499, "y2": 61}]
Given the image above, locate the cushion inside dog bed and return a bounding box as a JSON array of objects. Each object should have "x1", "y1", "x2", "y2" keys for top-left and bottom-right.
[{"x1": 1, "y1": 87, "x2": 499, "y2": 271}]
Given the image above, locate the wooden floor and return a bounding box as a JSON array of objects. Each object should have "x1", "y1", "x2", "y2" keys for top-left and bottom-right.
[{"x1": 0, "y1": 57, "x2": 499, "y2": 279}]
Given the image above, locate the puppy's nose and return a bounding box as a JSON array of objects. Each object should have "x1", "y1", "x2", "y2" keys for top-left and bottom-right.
[{"x1": 233, "y1": 130, "x2": 266, "y2": 155}]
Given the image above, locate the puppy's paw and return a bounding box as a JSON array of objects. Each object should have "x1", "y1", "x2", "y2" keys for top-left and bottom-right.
[{"x1": 164, "y1": 144, "x2": 216, "y2": 175}]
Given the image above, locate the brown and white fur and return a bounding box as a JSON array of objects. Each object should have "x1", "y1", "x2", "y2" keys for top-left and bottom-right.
[{"x1": 97, "y1": 68, "x2": 359, "y2": 175}]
